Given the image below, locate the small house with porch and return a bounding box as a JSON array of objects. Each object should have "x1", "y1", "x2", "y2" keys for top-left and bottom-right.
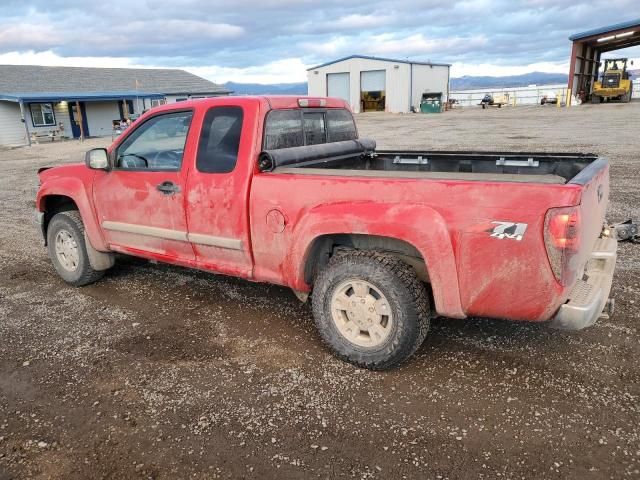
[{"x1": 0, "y1": 65, "x2": 230, "y2": 146}]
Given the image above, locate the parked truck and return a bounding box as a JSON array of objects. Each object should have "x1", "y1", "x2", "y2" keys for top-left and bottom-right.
[{"x1": 37, "y1": 96, "x2": 622, "y2": 369}]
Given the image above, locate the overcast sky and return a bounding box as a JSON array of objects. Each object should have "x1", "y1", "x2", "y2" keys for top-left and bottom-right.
[{"x1": 0, "y1": 0, "x2": 638, "y2": 83}]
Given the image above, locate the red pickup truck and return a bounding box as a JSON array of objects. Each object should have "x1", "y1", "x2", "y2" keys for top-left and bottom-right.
[{"x1": 36, "y1": 96, "x2": 620, "y2": 369}]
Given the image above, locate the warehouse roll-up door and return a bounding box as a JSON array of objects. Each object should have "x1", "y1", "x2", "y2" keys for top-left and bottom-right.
[
  {"x1": 360, "y1": 70, "x2": 386, "y2": 112},
  {"x1": 327, "y1": 73, "x2": 350, "y2": 103}
]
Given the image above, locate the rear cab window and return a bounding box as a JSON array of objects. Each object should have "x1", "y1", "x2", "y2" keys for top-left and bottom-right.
[
  {"x1": 196, "y1": 106, "x2": 243, "y2": 173},
  {"x1": 263, "y1": 108, "x2": 357, "y2": 150}
]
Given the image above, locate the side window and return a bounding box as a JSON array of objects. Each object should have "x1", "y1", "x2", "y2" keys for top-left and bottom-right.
[
  {"x1": 303, "y1": 112, "x2": 326, "y2": 145},
  {"x1": 326, "y1": 109, "x2": 357, "y2": 142},
  {"x1": 116, "y1": 111, "x2": 193, "y2": 170},
  {"x1": 196, "y1": 106, "x2": 243, "y2": 173},
  {"x1": 264, "y1": 110, "x2": 303, "y2": 150}
]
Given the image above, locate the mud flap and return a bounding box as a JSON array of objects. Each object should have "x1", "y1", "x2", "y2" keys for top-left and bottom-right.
[
  {"x1": 292, "y1": 289, "x2": 309, "y2": 302},
  {"x1": 84, "y1": 232, "x2": 115, "y2": 271}
]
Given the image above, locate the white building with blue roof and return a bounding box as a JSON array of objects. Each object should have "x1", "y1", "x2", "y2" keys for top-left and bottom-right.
[
  {"x1": 0, "y1": 65, "x2": 230, "y2": 146},
  {"x1": 307, "y1": 55, "x2": 450, "y2": 113}
]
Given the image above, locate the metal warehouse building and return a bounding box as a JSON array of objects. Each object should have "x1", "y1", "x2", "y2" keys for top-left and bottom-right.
[
  {"x1": 307, "y1": 55, "x2": 450, "y2": 113},
  {"x1": 568, "y1": 18, "x2": 640, "y2": 103}
]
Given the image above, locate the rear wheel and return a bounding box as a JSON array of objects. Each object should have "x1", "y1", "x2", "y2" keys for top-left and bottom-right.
[
  {"x1": 312, "y1": 251, "x2": 430, "y2": 370},
  {"x1": 591, "y1": 95, "x2": 601, "y2": 104},
  {"x1": 47, "y1": 211, "x2": 104, "y2": 286}
]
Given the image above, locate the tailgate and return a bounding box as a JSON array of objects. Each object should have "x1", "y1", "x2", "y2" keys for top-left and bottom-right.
[
  {"x1": 570, "y1": 158, "x2": 610, "y2": 270},
  {"x1": 548, "y1": 158, "x2": 616, "y2": 329}
]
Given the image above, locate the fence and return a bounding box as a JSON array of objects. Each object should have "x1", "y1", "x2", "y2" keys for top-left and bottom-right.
[{"x1": 451, "y1": 79, "x2": 640, "y2": 106}]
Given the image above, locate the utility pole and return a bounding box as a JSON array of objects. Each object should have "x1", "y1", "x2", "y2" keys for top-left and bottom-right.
[{"x1": 19, "y1": 100, "x2": 31, "y2": 146}]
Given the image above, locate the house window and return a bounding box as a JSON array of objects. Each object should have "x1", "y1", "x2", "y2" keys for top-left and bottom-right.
[
  {"x1": 30, "y1": 103, "x2": 56, "y2": 127},
  {"x1": 150, "y1": 98, "x2": 166, "y2": 108}
]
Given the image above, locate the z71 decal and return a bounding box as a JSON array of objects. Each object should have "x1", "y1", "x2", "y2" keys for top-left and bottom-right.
[{"x1": 489, "y1": 221, "x2": 528, "y2": 241}]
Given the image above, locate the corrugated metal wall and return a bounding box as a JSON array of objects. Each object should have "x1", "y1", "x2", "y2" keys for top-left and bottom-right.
[{"x1": 411, "y1": 64, "x2": 450, "y2": 109}]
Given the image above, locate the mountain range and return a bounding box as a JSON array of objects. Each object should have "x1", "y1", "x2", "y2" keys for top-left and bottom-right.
[
  {"x1": 450, "y1": 72, "x2": 568, "y2": 90},
  {"x1": 224, "y1": 72, "x2": 570, "y2": 95}
]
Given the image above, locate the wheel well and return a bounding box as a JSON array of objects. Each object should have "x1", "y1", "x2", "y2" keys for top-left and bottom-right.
[
  {"x1": 303, "y1": 234, "x2": 429, "y2": 285},
  {"x1": 41, "y1": 195, "x2": 79, "y2": 243}
]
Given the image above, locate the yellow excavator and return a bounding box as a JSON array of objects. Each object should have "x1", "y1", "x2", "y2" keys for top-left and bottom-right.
[{"x1": 591, "y1": 58, "x2": 633, "y2": 103}]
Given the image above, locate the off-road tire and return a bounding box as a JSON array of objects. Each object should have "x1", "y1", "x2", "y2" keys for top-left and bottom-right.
[
  {"x1": 47, "y1": 210, "x2": 104, "y2": 286},
  {"x1": 312, "y1": 250, "x2": 430, "y2": 370},
  {"x1": 621, "y1": 90, "x2": 631, "y2": 103}
]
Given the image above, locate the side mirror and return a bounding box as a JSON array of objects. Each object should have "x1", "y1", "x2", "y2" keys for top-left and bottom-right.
[{"x1": 85, "y1": 148, "x2": 109, "y2": 170}]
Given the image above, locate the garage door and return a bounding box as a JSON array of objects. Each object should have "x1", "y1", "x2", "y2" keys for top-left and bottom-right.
[
  {"x1": 360, "y1": 70, "x2": 386, "y2": 92},
  {"x1": 327, "y1": 73, "x2": 350, "y2": 103},
  {"x1": 360, "y1": 70, "x2": 386, "y2": 112}
]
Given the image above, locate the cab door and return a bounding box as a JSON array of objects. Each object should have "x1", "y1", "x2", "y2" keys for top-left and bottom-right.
[
  {"x1": 184, "y1": 104, "x2": 255, "y2": 278},
  {"x1": 93, "y1": 110, "x2": 196, "y2": 261}
]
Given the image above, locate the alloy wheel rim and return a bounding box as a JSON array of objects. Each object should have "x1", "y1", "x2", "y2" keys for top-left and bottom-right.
[
  {"x1": 330, "y1": 279, "x2": 393, "y2": 348},
  {"x1": 54, "y1": 229, "x2": 80, "y2": 271}
]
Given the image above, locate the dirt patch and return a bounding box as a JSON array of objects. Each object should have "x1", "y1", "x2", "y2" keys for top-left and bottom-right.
[{"x1": 1, "y1": 105, "x2": 640, "y2": 479}]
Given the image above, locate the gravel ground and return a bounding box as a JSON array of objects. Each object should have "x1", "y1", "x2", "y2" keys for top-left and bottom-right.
[{"x1": 1, "y1": 103, "x2": 639, "y2": 480}]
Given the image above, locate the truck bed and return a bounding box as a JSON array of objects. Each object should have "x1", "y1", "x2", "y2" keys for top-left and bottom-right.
[{"x1": 270, "y1": 148, "x2": 599, "y2": 184}]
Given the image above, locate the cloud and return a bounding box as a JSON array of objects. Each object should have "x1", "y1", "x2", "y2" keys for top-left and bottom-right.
[
  {"x1": 0, "y1": 23, "x2": 62, "y2": 50},
  {"x1": 185, "y1": 58, "x2": 309, "y2": 84},
  {"x1": 368, "y1": 33, "x2": 488, "y2": 57},
  {"x1": 0, "y1": 50, "x2": 309, "y2": 84},
  {"x1": 0, "y1": 50, "x2": 142, "y2": 68},
  {"x1": 0, "y1": 1, "x2": 639, "y2": 83},
  {"x1": 302, "y1": 32, "x2": 487, "y2": 60}
]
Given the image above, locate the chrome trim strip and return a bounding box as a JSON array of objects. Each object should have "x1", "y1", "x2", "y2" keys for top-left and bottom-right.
[
  {"x1": 102, "y1": 221, "x2": 188, "y2": 242},
  {"x1": 102, "y1": 221, "x2": 243, "y2": 250},
  {"x1": 188, "y1": 233, "x2": 243, "y2": 250}
]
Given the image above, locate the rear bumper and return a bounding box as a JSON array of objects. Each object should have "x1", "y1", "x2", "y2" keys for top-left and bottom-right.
[{"x1": 549, "y1": 236, "x2": 617, "y2": 330}]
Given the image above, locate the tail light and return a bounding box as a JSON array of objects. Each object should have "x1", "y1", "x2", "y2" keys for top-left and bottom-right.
[{"x1": 544, "y1": 207, "x2": 581, "y2": 286}]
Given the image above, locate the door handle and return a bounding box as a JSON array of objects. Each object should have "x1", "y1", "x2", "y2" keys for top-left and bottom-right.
[{"x1": 156, "y1": 181, "x2": 181, "y2": 195}]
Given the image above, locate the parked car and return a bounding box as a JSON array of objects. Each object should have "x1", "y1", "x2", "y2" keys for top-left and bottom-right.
[
  {"x1": 36, "y1": 96, "x2": 619, "y2": 369},
  {"x1": 479, "y1": 94, "x2": 507, "y2": 108},
  {"x1": 541, "y1": 91, "x2": 559, "y2": 105}
]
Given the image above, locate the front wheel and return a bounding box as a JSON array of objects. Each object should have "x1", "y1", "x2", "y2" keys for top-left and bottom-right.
[
  {"x1": 621, "y1": 88, "x2": 631, "y2": 103},
  {"x1": 312, "y1": 251, "x2": 431, "y2": 370},
  {"x1": 47, "y1": 211, "x2": 104, "y2": 286}
]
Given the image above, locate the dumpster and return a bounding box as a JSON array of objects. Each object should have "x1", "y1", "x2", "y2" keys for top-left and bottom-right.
[{"x1": 420, "y1": 93, "x2": 442, "y2": 113}]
